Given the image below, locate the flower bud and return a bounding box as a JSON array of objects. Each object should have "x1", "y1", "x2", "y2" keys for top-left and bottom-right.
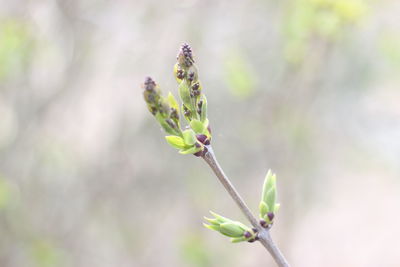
[{"x1": 177, "y1": 43, "x2": 194, "y2": 69}]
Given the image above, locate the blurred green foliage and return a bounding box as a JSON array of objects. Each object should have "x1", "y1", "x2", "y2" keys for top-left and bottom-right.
[
  {"x1": 0, "y1": 20, "x2": 32, "y2": 81},
  {"x1": 1, "y1": 1, "x2": 399, "y2": 266},
  {"x1": 31, "y1": 240, "x2": 64, "y2": 267},
  {"x1": 179, "y1": 233, "x2": 213, "y2": 267},
  {"x1": 283, "y1": 0, "x2": 368, "y2": 64},
  {"x1": 223, "y1": 52, "x2": 257, "y2": 99},
  {"x1": 379, "y1": 33, "x2": 400, "y2": 71}
]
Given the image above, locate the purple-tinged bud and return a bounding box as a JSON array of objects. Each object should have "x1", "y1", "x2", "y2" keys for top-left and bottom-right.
[
  {"x1": 193, "y1": 151, "x2": 202, "y2": 157},
  {"x1": 166, "y1": 119, "x2": 176, "y2": 129},
  {"x1": 267, "y1": 212, "x2": 275, "y2": 222},
  {"x1": 188, "y1": 72, "x2": 195, "y2": 82},
  {"x1": 193, "y1": 142, "x2": 203, "y2": 157},
  {"x1": 143, "y1": 76, "x2": 156, "y2": 91},
  {"x1": 244, "y1": 231, "x2": 252, "y2": 239},
  {"x1": 150, "y1": 107, "x2": 157, "y2": 115},
  {"x1": 177, "y1": 43, "x2": 194, "y2": 68},
  {"x1": 196, "y1": 134, "x2": 207, "y2": 144},
  {"x1": 177, "y1": 69, "x2": 185, "y2": 80},
  {"x1": 192, "y1": 90, "x2": 200, "y2": 96},
  {"x1": 260, "y1": 219, "x2": 267, "y2": 228},
  {"x1": 170, "y1": 108, "x2": 179, "y2": 120},
  {"x1": 192, "y1": 82, "x2": 200, "y2": 91},
  {"x1": 252, "y1": 227, "x2": 258, "y2": 233},
  {"x1": 183, "y1": 106, "x2": 191, "y2": 117}
]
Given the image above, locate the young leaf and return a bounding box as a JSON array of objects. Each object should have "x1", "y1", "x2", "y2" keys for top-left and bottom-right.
[
  {"x1": 190, "y1": 119, "x2": 205, "y2": 134},
  {"x1": 200, "y1": 95, "x2": 208, "y2": 122},
  {"x1": 209, "y1": 211, "x2": 231, "y2": 224},
  {"x1": 155, "y1": 113, "x2": 177, "y2": 135},
  {"x1": 182, "y1": 129, "x2": 197, "y2": 145},
  {"x1": 168, "y1": 92, "x2": 179, "y2": 111},
  {"x1": 178, "y1": 80, "x2": 193, "y2": 111},
  {"x1": 203, "y1": 223, "x2": 220, "y2": 232},
  {"x1": 204, "y1": 217, "x2": 220, "y2": 225},
  {"x1": 220, "y1": 223, "x2": 244, "y2": 238},
  {"x1": 259, "y1": 201, "x2": 269, "y2": 218},
  {"x1": 262, "y1": 170, "x2": 276, "y2": 204},
  {"x1": 165, "y1": 136, "x2": 185, "y2": 149},
  {"x1": 265, "y1": 188, "x2": 276, "y2": 214},
  {"x1": 179, "y1": 145, "x2": 201, "y2": 155}
]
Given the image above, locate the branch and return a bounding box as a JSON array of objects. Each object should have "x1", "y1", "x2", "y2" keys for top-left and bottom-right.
[{"x1": 202, "y1": 145, "x2": 290, "y2": 267}]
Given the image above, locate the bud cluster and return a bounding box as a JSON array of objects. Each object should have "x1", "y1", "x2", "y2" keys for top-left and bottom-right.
[
  {"x1": 203, "y1": 211, "x2": 258, "y2": 243},
  {"x1": 143, "y1": 77, "x2": 181, "y2": 136},
  {"x1": 143, "y1": 43, "x2": 211, "y2": 157},
  {"x1": 174, "y1": 43, "x2": 208, "y2": 127},
  {"x1": 259, "y1": 170, "x2": 280, "y2": 228}
]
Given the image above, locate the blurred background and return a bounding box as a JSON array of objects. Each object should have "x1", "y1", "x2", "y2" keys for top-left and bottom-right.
[{"x1": 1, "y1": 0, "x2": 400, "y2": 266}]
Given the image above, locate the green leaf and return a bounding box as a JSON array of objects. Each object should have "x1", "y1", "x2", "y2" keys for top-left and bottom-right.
[
  {"x1": 179, "y1": 80, "x2": 193, "y2": 111},
  {"x1": 200, "y1": 95, "x2": 208, "y2": 123},
  {"x1": 209, "y1": 211, "x2": 231, "y2": 224},
  {"x1": 262, "y1": 170, "x2": 276, "y2": 203},
  {"x1": 179, "y1": 145, "x2": 201, "y2": 155},
  {"x1": 168, "y1": 92, "x2": 179, "y2": 111},
  {"x1": 182, "y1": 129, "x2": 197, "y2": 146},
  {"x1": 203, "y1": 223, "x2": 220, "y2": 232},
  {"x1": 190, "y1": 119, "x2": 205, "y2": 134},
  {"x1": 259, "y1": 201, "x2": 269, "y2": 218},
  {"x1": 155, "y1": 113, "x2": 176, "y2": 135},
  {"x1": 265, "y1": 188, "x2": 276, "y2": 214},
  {"x1": 220, "y1": 223, "x2": 244, "y2": 238},
  {"x1": 230, "y1": 237, "x2": 247, "y2": 243},
  {"x1": 203, "y1": 217, "x2": 220, "y2": 226},
  {"x1": 165, "y1": 136, "x2": 185, "y2": 149}
]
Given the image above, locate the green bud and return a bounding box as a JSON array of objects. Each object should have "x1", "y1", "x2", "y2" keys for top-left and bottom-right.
[
  {"x1": 203, "y1": 211, "x2": 257, "y2": 243},
  {"x1": 261, "y1": 170, "x2": 276, "y2": 206},
  {"x1": 259, "y1": 170, "x2": 280, "y2": 226},
  {"x1": 220, "y1": 222, "x2": 245, "y2": 237}
]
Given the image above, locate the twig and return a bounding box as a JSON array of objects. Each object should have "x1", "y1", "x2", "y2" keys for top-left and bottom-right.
[{"x1": 202, "y1": 145, "x2": 290, "y2": 267}]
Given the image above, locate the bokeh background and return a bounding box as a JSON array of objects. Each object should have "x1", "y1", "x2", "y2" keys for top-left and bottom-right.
[{"x1": 1, "y1": 0, "x2": 400, "y2": 266}]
